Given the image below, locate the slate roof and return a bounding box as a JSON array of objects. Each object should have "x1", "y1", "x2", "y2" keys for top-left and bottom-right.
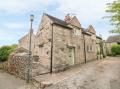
[
  {"x1": 106, "y1": 35, "x2": 120, "y2": 43},
  {"x1": 87, "y1": 25, "x2": 96, "y2": 34},
  {"x1": 44, "y1": 13, "x2": 72, "y2": 29},
  {"x1": 82, "y1": 28, "x2": 91, "y2": 36},
  {"x1": 96, "y1": 36, "x2": 102, "y2": 39},
  {"x1": 44, "y1": 13, "x2": 95, "y2": 36}
]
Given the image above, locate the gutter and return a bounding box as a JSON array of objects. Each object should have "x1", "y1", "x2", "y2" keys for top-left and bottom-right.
[
  {"x1": 83, "y1": 33, "x2": 87, "y2": 63},
  {"x1": 50, "y1": 23, "x2": 54, "y2": 73}
]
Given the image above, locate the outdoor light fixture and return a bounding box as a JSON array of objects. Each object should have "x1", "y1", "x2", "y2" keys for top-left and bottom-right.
[
  {"x1": 30, "y1": 14, "x2": 34, "y2": 22},
  {"x1": 27, "y1": 14, "x2": 34, "y2": 83}
]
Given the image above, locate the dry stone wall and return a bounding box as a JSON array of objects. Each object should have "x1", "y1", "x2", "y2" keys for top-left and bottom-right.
[
  {"x1": 0, "y1": 61, "x2": 8, "y2": 71},
  {"x1": 7, "y1": 53, "x2": 30, "y2": 78},
  {"x1": 7, "y1": 52, "x2": 50, "y2": 79}
]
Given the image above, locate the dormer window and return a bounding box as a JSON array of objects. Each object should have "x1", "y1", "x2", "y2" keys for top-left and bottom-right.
[{"x1": 74, "y1": 28, "x2": 81, "y2": 36}]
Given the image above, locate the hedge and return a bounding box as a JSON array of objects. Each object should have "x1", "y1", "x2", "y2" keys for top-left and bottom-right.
[
  {"x1": 111, "y1": 44, "x2": 120, "y2": 56},
  {"x1": 0, "y1": 44, "x2": 17, "y2": 62}
]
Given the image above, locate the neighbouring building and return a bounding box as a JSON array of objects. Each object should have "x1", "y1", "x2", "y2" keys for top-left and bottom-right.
[
  {"x1": 18, "y1": 30, "x2": 36, "y2": 55},
  {"x1": 18, "y1": 13, "x2": 106, "y2": 73},
  {"x1": 96, "y1": 36, "x2": 107, "y2": 59},
  {"x1": 106, "y1": 35, "x2": 120, "y2": 55}
]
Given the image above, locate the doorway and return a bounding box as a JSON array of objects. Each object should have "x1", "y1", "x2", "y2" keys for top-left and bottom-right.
[{"x1": 68, "y1": 47, "x2": 75, "y2": 66}]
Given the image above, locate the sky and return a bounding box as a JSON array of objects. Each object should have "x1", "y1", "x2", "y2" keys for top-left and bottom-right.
[{"x1": 0, "y1": 0, "x2": 114, "y2": 46}]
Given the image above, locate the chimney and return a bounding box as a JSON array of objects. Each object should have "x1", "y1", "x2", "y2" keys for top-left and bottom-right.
[{"x1": 64, "y1": 14, "x2": 72, "y2": 23}]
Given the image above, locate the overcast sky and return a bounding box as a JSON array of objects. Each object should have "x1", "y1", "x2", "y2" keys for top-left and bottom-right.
[{"x1": 0, "y1": 0, "x2": 114, "y2": 46}]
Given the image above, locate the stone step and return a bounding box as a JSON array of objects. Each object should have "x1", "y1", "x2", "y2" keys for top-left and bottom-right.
[
  {"x1": 32, "y1": 63, "x2": 50, "y2": 77},
  {"x1": 40, "y1": 81, "x2": 53, "y2": 89}
]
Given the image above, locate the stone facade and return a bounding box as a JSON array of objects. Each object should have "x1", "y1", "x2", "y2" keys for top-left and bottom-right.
[
  {"x1": 18, "y1": 13, "x2": 106, "y2": 73},
  {"x1": 35, "y1": 14, "x2": 52, "y2": 70}
]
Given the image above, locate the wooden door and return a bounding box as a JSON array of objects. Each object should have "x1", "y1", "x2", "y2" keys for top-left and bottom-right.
[{"x1": 68, "y1": 47, "x2": 75, "y2": 66}]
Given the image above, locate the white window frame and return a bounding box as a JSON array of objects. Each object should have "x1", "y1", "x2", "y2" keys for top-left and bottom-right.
[
  {"x1": 74, "y1": 28, "x2": 81, "y2": 36},
  {"x1": 87, "y1": 45, "x2": 93, "y2": 52}
]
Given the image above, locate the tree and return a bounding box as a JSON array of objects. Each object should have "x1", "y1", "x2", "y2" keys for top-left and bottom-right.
[
  {"x1": 0, "y1": 45, "x2": 17, "y2": 62},
  {"x1": 106, "y1": 0, "x2": 120, "y2": 34}
]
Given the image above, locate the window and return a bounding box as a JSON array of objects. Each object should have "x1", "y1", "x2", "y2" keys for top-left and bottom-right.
[
  {"x1": 74, "y1": 28, "x2": 81, "y2": 36},
  {"x1": 87, "y1": 45, "x2": 93, "y2": 52}
]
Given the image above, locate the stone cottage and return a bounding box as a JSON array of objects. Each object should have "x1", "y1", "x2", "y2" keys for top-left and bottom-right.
[
  {"x1": 18, "y1": 13, "x2": 105, "y2": 73},
  {"x1": 106, "y1": 35, "x2": 120, "y2": 54}
]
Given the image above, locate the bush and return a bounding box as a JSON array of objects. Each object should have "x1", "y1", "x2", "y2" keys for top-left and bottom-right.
[
  {"x1": 111, "y1": 44, "x2": 120, "y2": 56},
  {"x1": 0, "y1": 44, "x2": 17, "y2": 62}
]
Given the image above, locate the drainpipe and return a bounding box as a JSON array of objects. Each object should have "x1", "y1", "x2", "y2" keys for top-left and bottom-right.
[
  {"x1": 83, "y1": 33, "x2": 87, "y2": 63},
  {"x1": 99, "y1": 43, "x2": 101, "y2": 59},
  {"x1": 105, "y1": 42, "x2": 108, "y2": 56},
  {"x1": 50, "y1": 23, "x2": 54, "y2": 74}
]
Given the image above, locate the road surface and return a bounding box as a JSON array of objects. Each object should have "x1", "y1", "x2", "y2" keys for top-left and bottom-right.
[
  {"x1": 0, "y1": 70, "x2": 26, "y2": 89},
  {"x1": 0, "y1": 57, "x2": 120, "y2": 89}
]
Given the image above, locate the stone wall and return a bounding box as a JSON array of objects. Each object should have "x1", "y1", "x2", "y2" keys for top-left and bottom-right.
[
  {"x1": 7, "y1": 52, "x2": 50, "y2": 79},
  {"x1": 35, "y1": 14, "x2": 52, "y2": 69},
  {"x1": 0, "y1": 61, "x2": 8, "y2": 71},
  {"x1": 71, "y1": 28, "x2": 85, "y2": 64},
  {"x1": 84, "y1": 34, "x2": 97, "y2": 61},
  {"x1": 52, "y1": 25, "x2": 72, "y2": 72},
  {"x1": 102, "y1": 41, "x2": 107, "y2": 57},
  {"x1": 52, "y1": 25, "x2": 91, "y2": 72},
  {"x1": 7, "y1": 53, "x2": 30, "y2": 78}
]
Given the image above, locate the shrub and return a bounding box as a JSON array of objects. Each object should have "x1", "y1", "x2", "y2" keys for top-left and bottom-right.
[
  {"x1": 0, "y1": 44, "x2": 17, "y2": 62},
  {"x1": 111, "y1": 44, "x2": 120, "y2": 56}
]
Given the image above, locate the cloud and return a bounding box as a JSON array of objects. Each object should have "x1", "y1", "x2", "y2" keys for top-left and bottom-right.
[
  {"x1": 4, "y1": 22, "x2": 26, "y2": 29},
  {"x1": 0, "y1": 0, "x2": 54, "y2": 14},
  {"x1": 0, "y1": 29, "x2": 15, "y2": 40},
  {"x1": 0, "y1": 27, "x2": 25, "y2": 46},
  {"x1": 56, "y1": 0, "x2": 114, "y2": 26},
  {"x1": 0, "y1": 0, "x2": 115, "y2": 46}
]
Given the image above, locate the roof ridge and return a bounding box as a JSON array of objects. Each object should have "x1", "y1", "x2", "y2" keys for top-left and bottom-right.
[
  {"x1": 44, "y1": 13, "x2": 67, "y2": 23},
  {"x1": 44, "y1": 13, "x2": 72, "y2": 28}
]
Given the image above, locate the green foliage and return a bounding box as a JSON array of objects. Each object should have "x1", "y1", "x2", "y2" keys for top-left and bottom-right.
[
  {"x1": 0, "y1": 44, "x2": 17, "y2": 62},
  {"x1": 10, "y1": 44, "x2": 17, "y2": 51},
  {"x1": 106, "y1": 0, "x2": 120, "y2": 34},
  {"x1": 111, "y1": 44, "x2": 120, "y2": 56}
]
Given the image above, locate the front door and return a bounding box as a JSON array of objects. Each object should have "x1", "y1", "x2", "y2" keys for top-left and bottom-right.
[{"x1": 68, "y1": 47, "x2": 75, "y2": 66}]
